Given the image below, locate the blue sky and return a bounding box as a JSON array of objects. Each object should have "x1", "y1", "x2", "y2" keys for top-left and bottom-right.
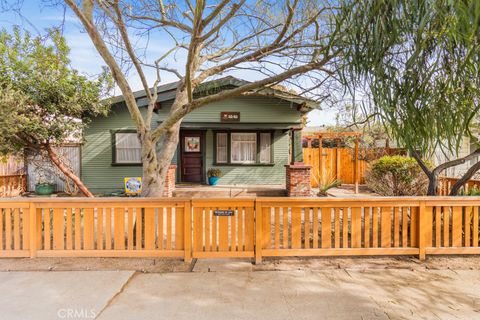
[{"x1": 0, "y1": 2, "x2": 335, "y2": 127}]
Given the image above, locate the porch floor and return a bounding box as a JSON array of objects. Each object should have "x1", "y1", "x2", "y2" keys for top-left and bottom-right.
[{"x1": 173, "y1": 184, "x2": 286, "y2": 198}]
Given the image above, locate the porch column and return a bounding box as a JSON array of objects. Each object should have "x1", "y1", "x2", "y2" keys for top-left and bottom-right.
[
  {"x1": 285, "y1": 163, "x2": 312, "y2": 197},
  {"x1": 162, "y1": 164, "x2": 177, "y2": 197}
]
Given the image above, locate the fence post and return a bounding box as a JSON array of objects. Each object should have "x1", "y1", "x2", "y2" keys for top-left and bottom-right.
[
  {"x1": 418, "y1": 200, "x2": 428, "y2": 261},
  {"x1": 29, "y1": 202, "x2": 37, "y2": 258},
  {"x1": 183, "y1": 200, "x2": 192, "y2": 263},
  {"x1": 254, "y1": 199, "x2": 263, "y2": 264}
]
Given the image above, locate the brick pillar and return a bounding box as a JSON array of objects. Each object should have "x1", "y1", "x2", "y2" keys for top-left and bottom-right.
[
  {"x1": 285, "y1": 163, "x2": 312, "y2": 197},
  {"x1": 162, "y1": 164, "x2": 177, "y2": 197}
]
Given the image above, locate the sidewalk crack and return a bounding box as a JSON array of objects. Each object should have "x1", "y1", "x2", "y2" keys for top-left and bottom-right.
[{"x1": 94, "y1": 271, "x2": 138, "y2": 319}]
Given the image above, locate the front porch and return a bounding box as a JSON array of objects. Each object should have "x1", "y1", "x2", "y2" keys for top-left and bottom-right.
[{"x1": 173, "y1": 184, "x2": 286, "y2": 198}]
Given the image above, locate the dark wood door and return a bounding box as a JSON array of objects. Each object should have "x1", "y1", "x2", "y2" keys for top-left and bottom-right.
[{"x1": 180, "y1": 131, "x2": 204, "y2": 183}]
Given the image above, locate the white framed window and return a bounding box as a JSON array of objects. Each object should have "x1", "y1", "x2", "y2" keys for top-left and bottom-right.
[
  {"x1": 115, "y1": 132, "x2": 141, "y2": 164},
  {"x1": 216, "y1": 133, "x2": 228, "y2": 163},
  {"x1": 259, "y1": 132, "x2": 271, "y2": 163},
  {"x1": 231, "y1": 132, "x2": 257, "y2": 164}
]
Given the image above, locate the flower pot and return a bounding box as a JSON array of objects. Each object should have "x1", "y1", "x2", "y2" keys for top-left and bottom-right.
[
  {"x1": 208, "y1": 176, "x2": 220, "y2": 186},
  {"x1": 35, "y1": 183, "x2": 55, "y2": 195}
]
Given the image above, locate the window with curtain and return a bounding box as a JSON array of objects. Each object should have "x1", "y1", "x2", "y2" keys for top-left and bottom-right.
[
  {"x1": 259, "y1": 132, "x2": 271, "y2": 163},
  {"x1": 216, "y1": 133, "x2": 228, "y2": 163},
  {"x1": 231, "y1": 133, "x2": 257, "y2": 164},
  {"x1": 115, "y1": 132, "x2": 142, "y2": 164},
  {"x1": 215, "y1": 131, "x2": 273, "y2": 165}
]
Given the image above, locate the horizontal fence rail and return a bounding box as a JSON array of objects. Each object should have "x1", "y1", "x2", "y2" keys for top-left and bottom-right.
[{"x1": 0, "y1": 197, "x2": 479, "y2": 262}]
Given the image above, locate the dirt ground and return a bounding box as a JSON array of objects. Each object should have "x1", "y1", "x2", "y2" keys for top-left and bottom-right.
[{"x1": 1, "y1": 255, "x2": 480, "y2": 273}]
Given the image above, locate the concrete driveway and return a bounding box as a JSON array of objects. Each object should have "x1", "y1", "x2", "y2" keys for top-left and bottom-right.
[{"x1": 1, "y1": 261, "x2": 479, "y2": 320}]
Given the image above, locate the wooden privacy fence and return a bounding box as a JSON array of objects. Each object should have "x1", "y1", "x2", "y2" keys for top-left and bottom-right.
[
  {"x1": 1, "y1": 197, "x2": 480, "y2": 263},
  {"x1": 438, "y1": 177, "x2": 480, "y2": 196},
  {"x1": 0, "y1": 174, "x2": 27, "y2": 197}
]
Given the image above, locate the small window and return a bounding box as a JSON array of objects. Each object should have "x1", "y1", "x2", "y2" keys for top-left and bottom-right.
[
  {"x1": 259, "y1": 133, "x2": 271, "y2": 163},
  {"x1": 216, "y1": 133, "x2": 228, "y2": 163},
  {"x1": 231, "y1": 133, "x2": 257, "y2": 164},
  {"x1": 115, "y1": 132, "x2": 141, "y2": 164}
]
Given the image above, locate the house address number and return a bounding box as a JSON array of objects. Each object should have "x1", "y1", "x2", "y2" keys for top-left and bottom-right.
[
  {"x1": 214, "y1": 210, "x2": 235, "y2": 216},
  {"x1": 220, "y1": 112, "x2": 240, "y2": 122}
]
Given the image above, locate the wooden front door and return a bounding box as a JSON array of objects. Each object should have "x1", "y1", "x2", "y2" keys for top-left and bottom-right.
[{"x1": 180, "y1": 131, "x2": 204, "y2": 183}]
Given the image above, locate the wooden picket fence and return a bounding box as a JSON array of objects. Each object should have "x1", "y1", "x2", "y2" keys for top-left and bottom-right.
[{"x1": 0, "y1": 197, "x2": 479, "y2": 262}]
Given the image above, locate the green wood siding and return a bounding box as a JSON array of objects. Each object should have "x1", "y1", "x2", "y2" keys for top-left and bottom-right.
[
  {"x1": 82, "y1": 96, "x2": 302, "y2": 192},
  {"x1": 156, "y1": 96, "x2": 302, "y2": 123},
  {"x1": 82, "y1": 105, "x2": 144, "y2": 193},
  {"x1": 205, "y1": 129, "x2": 288, "y2": 185}
]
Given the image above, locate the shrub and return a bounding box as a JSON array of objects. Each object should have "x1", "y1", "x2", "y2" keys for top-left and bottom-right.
[{"x1": 365, "y1": 156, "x2": 428, "y2": 196}]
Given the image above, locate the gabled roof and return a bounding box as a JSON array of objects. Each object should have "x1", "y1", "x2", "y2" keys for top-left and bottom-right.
[{"x1": 110, "y1": 76, "x2": 318, "y2": 110}]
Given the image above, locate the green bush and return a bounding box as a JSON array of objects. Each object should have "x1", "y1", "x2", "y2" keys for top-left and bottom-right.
[{"x1": 365, "y1": 156, "x2": 429, "y2": 196}]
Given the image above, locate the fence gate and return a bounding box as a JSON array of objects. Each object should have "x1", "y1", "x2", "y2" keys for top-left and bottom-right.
[{"x1": 191, "y1": 199, "x2": 255, "y2": 258}]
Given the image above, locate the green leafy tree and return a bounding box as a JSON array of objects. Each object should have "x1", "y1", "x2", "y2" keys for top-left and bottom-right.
[
  {"x1": 343, "y1": 0, "x2": 480, "y2": 195},
  {"x1": 0, "y1": 28, "x2": 111, "y2": 197}
]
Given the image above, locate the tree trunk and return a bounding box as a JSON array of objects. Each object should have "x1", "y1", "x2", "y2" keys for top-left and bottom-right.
[
  {"x1": 140, "y1": 90, "x2": 186, "y2": 197},
  {"x1": 46, "y1": 144, "x2": 94, "y2": 197},
  {"x1": 140, "y1": 135, "x2": 162, "y2": 197}
]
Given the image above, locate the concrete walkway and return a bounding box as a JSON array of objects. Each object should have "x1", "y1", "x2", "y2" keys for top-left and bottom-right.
[{"x1": 1, "y1": 262, "x2": 479, "y2": 319}]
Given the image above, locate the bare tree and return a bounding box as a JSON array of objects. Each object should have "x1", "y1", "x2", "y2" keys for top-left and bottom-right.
[{"x1": 62, "y1": 0, "x2": 350, "y2": 196}]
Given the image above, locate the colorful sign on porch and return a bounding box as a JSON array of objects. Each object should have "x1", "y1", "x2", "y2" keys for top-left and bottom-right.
[
  {"x1": 124, "y1": 177, "x2": 142, "y2": 195},
  {"x1": 220, "y1": 112, "x2": 240, "y2": 122}
]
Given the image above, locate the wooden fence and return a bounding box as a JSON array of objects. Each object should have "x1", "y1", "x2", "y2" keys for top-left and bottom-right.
[
  {"x1": 438, "y1": 177, "x2": 480, "y2": 196},
  {"x1": 1, "y1": 197, "x2": 479, "y2": 262},
  {"x1": 0, "y1": 174, "x2": 27, "y2": 197},
  {"x1": 303, "y1": 147, "x2": 367, "y2": 186}
]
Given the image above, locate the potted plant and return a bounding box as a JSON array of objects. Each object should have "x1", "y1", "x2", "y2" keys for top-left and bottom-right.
[
  {"x1": 35, "y1": 169, "x2": 55, "y2": 195},
  {"x1": 207, "y1": 168, "x2": 223, "y2": 186}
]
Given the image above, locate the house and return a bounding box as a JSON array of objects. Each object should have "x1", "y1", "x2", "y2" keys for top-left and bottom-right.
[{"x1": 81, "y1": 77, "x2": 317, "y2": 194}]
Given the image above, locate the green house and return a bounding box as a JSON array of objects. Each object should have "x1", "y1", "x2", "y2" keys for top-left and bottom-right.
[{"x1": 81, "y1": 77, "x2": 316, "y2": 194}]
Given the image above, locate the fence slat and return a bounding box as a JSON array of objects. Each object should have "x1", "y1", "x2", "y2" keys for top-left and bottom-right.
[
  {"x1": 66, "y1": 208, "x2": 73, "y2": 250},
  {"x1": 145, "y1": 208, "x2": 155, "y2": 250},
  {"x1": 465, "y1": 207, "x2": 471, "y2": 247},
  {"x1": 435, "y1": 206, "x2": 441, "y2": 248},
  {"x1": 43, "y1": 208, "x2": 50, "y2": 250},
  {"x1": 334, "y1": 208, "x2": 340, "y2": 248},
  {"x1": 351, "y1": 207, "x2": 361, "y2": 248},
  {"x1": 393, "y1": 207, "x2": 400, "y2": 247},
  {"x1": 342, "y1": 208, "x2": 349, "y2": 248},
  {"x1": 105, "y1": 208, "x2": 112, "y2": 250},
  {"x1": 53, "y1": 208, "x2": 64, "y2": 250},
  {"x1": 84, "y1": 208, "x2": 94, "y2": 250},
  {"x1": 245, "y1": 207, "x2": 254, "y2": 251},
  {"x1": 321, "y1": 207, "x2": 331, "y2": 249},
  {"x1": 166, "y1": 207, "x2": 172, "y2": 250},
  {"x1": 452, "y1": 206, "x2": 462, "y2": 247},
  {"x1": 473, "y1": 206, "x2": 479, "y2": 247},
  {"x1": 97, "y1": 208, "x2": 103, "y2": 250},
  {"x1": 443, "y1": 207, "x2": 450, "y2": 247},
  {"x1": 372, "y1": 208, "x2": 378, "y2": 248},
  {"x1": 114, "y1": 208, "x2": 125, "y2": 250},
  {"x1": 136, "y1": 208, "x2": 143, "y2": 250},
  {"x1": 13, "y1": 208, "x2": 21, "y2": 250},
  {"x1": 274, "y1": 207, "x2": 280, "y2": 249},
  {"x1": 283, "y1": 207, "x2": 289, "y2": 249},
  {"x1": 291, "y1": 207, "x2": 301, "y2": 249},
  {"x1": 364, "y1": 207, "x2": 370, "y2": 248},
  {"x1": 381, "y1": 207, "x2": 391, "y2": 248},
  {"x1": 175, "y1": 207, "x2": 184, "y2": 250}
]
